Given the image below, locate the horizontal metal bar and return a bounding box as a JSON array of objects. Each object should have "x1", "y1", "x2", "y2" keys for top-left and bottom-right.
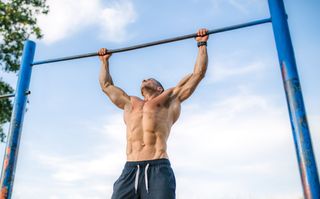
[
  {"x1": 32, "y1": 18, "x2": 271, "y2": 66},
  {"x1": 0, "y1": 93, "x2": 15, "y2": 99},
  {"x1": 0, "y1": 91, "x2": 31, "y2": 100}
]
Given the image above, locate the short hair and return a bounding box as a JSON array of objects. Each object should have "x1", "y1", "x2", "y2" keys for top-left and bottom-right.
[{"x1": 150, "y1": 78, "x2": 164, "y2": 93}]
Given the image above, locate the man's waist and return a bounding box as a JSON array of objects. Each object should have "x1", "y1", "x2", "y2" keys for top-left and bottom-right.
[{"x1": 125, "y1": 158, "x2": 170, "y2": 167}]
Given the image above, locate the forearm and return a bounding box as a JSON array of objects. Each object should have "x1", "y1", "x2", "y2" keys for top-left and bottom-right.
[
  {"x1": 99, "y1": 61, "x2": 114, "y2": 88},
  {"x1": 193, "y1": 45, "x2": 208, "y2": 77}
]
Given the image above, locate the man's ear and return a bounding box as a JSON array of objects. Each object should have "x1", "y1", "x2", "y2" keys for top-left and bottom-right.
[{"x1": 157, "y1": 86, "x2": 163, "y2": 93}]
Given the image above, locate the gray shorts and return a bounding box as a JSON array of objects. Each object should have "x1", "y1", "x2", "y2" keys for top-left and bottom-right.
[{"x1": 111, "y1": 158, "x2": 176, "y2": 199}]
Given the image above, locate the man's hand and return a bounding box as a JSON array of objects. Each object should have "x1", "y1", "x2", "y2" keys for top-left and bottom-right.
[
  {"x1": 195, "y1": 28, "x2": 209, "y2": 42},
  {"x1": 98, "y1": 48, "x2": 112, "y2": 63}
]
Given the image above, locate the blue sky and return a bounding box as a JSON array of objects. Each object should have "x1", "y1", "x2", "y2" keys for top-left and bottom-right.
[{"x1": 1, "y1": 0, "x2": 320, "y2": 198}]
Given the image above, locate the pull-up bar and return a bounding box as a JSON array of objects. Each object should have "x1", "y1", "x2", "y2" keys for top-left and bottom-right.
[
  {"x1": 0, "y1": 93, "x2": 15, "y2": 100},
  {"x1": 0, "y1": 91, "x2": 31, "y2": 100},
  {"x1": 32, "y1": 18, "x2": 271, "y2": 66}
]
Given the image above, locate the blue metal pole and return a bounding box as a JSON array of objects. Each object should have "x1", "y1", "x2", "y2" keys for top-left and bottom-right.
[
  {"x1": 0, "y1": 40, "x2": 36, "y2": 199},
  {"x1": 268, "y1": 0, "x2": 320, "y2": 198}
]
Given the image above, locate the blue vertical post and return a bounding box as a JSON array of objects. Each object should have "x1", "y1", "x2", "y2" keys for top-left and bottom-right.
[
  {"x1": 0, "y1": 40, "x2": 36, "y2": 199},
  {"x1": 268, "y1": 0, "x2": 320, "y2": 198}
]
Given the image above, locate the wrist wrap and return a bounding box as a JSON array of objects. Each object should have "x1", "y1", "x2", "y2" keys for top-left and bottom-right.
[{"x1": 197, "y1": 41, "x2": 207, "y2": 47}]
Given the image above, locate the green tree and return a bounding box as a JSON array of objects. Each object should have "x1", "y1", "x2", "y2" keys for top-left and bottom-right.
[{"x1": 0, "y1": 0, "x2": 49, "y2": 142}]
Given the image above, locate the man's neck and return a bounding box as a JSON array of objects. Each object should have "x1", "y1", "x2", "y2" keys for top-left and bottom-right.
[{"x1": 143, "y1": 93, "x2": 158, "y2": 101}]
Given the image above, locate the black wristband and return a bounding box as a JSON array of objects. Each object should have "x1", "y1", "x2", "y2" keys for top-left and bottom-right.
[{"x1": 197, "y1": 41, "x2": 207, "y2": 47}]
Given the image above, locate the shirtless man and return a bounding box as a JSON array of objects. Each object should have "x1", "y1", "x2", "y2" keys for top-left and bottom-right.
[{"x1": 98, "y1": 28, "x2": 209, "y2": 199}]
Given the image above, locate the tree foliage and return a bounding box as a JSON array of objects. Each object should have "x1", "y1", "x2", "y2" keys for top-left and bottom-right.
[
  {"x1": 0, "y1": 0, "x2": 48, "y2": 142},
  {"x1": 0, "y1": 79, "x2": 13, "y2": 142}
]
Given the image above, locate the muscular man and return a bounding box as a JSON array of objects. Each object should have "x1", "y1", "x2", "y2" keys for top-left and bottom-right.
[{"x1": 98, "y1": 28, "x2": 209, "y2": 199}]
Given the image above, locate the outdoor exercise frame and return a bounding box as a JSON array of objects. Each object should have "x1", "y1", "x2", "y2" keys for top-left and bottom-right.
[{"x1": 0, "y1": 0, "x2": 319, "y2": 198}]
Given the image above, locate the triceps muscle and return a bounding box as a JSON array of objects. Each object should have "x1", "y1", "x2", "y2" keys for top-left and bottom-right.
[
  {"x1": 99, "y1": 61, "x2": 130, "y2": 109},
  {"x1": 102, "y1": 85, "x2": 130, "y2": 109},
  {"x1": 177, "y1": 73, "x2": 203, "y2": 101}
]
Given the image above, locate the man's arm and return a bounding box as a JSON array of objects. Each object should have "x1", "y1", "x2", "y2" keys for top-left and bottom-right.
[
  {"x1": 173, "y1": 28, "x2": 209, "y2": 102},
  {"x1": 98, "y1": 48, "x2": 130, "y2": 110}
]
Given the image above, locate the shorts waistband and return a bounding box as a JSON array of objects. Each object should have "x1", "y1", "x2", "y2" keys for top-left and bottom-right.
[{"x1": 125, "y1": 158, "x2": 170, "y2": 167}]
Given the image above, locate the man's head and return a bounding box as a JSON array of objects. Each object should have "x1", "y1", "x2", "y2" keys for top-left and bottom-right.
[{"x1": 141, "y1": 78, "x2": 164, "y2": 97}]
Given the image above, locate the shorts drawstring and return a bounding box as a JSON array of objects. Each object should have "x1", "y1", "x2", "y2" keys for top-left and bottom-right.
[
  {"x1": 134, "y1": 165, "x2": 140, "y2": 194},
  {"x1": 145, "y1": 163, "x2": 150, "y2": 193},
  {"x1": 134, "y1": 163, "x2": 150, "y2": 194}
]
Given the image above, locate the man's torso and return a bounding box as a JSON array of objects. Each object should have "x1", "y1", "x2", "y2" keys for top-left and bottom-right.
[{"x1": 124, "y1": 88, "x2": 180, "y2": 161}]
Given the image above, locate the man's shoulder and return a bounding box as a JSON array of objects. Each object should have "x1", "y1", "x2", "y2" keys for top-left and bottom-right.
[{"x1": 162, "y1": 87, "x2": 175, "y2": 95}]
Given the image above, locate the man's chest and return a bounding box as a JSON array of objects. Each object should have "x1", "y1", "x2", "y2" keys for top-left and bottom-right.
[{"x1": 124, "y1": 97, "x2": 180, "y2": 125}]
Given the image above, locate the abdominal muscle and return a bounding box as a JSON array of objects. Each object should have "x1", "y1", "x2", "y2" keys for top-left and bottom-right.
[
  {"x1": 126, "y1": 129, "x2": 169, "y2": 161},
  {"x1": 124, "y1": 97, "x2": 179, "y2": 161},
  {"x1": 125, "y1": 114, "x2": 171, "y2": 161}
]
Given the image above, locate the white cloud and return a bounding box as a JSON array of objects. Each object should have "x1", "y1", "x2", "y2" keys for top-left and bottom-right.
[
  {"x1": 169, "y1": 91, "x2": 303, "y2": 198},
  {"x1": 37, "y1": 0, "x2": 136, "y2": 44},
  {"x1": 36, "y1": 152, "x2": 124, "y2": 182},
  {"x1": 12, "y1": 112, "x2": 127, "y2": 199},
  {"x1": 34, "y1": 114, "x2": 127, "y2": 184},
  {"x1": 98, "y1": 2, "x2": 136, "y2": 42}
]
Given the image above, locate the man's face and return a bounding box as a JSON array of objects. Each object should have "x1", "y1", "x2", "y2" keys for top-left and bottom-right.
[
  {"x1": 141, "y1": 78, "x2": 157, "y2": 90},
  {"x1": 141, "y1": 78, "x2": 163, "y2": 95}
]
